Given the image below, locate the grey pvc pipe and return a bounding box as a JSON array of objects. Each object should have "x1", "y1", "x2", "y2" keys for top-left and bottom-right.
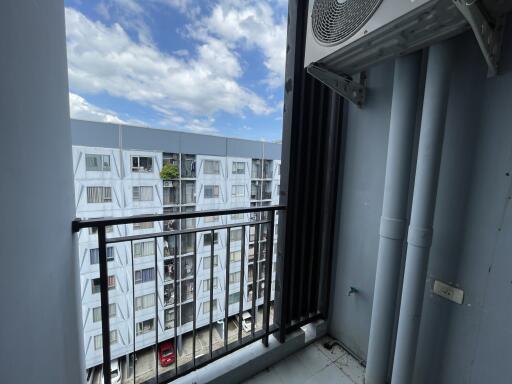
[
  {"x1": 365, "y1": 52, "x2": 422, "y2": 384},
  {"x1": 391, "y1": 41, "x2": 454, "y2": 384}
]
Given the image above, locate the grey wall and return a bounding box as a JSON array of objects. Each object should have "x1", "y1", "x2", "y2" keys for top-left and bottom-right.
[
  {"x1": 329, "y1": 26, "x2": 512, "y2": 384},
  {"x1": 328, "y1": 58, "x2": 394, "y2": 359},
  {"x1": 71, "y1": 120, "x2": 282, "y2": 160},
  {"x1": 0, "y1": 1, "x2": 84, "y2": 383}
]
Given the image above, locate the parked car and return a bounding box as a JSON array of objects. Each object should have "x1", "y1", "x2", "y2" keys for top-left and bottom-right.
[
  {"x1": 101, "y1": 359, "x2": 122, "y2": 384},
  {"x1": 159, "y1": 341, "x2": 176, "y2": 367},
  {"x1": 236, "y1": 311, "x2": 252, "y2": 333}
]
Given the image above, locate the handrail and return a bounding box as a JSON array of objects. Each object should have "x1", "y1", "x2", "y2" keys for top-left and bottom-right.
[
  {"x1": 74, "y1": 204, "x2": 285, "y2": 384},
  {"x1": 72, "y1": 205, "x2": 286, "y2": 231}
]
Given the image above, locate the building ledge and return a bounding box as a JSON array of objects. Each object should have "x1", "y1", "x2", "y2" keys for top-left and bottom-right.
[{"x1": 173, "y1": 320, "x2": 327, "y2": 384}]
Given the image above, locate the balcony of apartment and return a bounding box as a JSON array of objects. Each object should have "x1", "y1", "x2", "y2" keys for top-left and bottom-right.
[{"x1": 4, "y1": 2, "x2": 512, "y2": 384}]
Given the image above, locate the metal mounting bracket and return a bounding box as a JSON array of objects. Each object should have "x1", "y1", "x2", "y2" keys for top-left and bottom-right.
[
  {"x1": 453, "y1": 0, "x2": 506, "y2": 77},
  {"x1": 307, "y1": 64, "x2": 366, "y2": 107}
]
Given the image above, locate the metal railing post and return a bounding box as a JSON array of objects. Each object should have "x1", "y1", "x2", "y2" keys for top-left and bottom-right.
[
  {"x1": 154, "y1": 237, "x2": 159, "y2": 383},
  {"x1": 98, "y1": 225, "x2": 111, "y2": 384},
  {"x1": 192, "y1": 232, "x2": 197, "y2": 367},
  {"x1": 173, "y1": 234, "x2": 178, "y2": 378},
  {"x1": 252, "y1": 224, "x2": 260, "y2": 337},
  {"x1": 209, "y1": 230, "x2": 214, "y2": 359},
  {"x1": 238, "y1": 226, "x2": 246, "y2": 341},
  {"x1": 224, "y1": 228, "x2": 231, "y2": 350},
  {"x1": 263, "y1": 212, "x2": 275, "y2": 346}
]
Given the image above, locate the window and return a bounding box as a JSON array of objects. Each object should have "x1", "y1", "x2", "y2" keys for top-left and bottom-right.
[
  {"x1": 203, "y1": 299, "x2": 218, "y2": 314},
  {"x1": 89, "y1": 247, "x2": 114, "y2": 264},
  {"x1": 277, "y1": 164, "x2": 281, "y2": 176},
  {"x1": 252, "y1": 159, "x2": 262, "y2": 179},
  {"x1": 92, "y1": 276, "x2": 115, "y2": 294},
  {"x1": 163, "y1": 181, "x2": 179, "y2": 205},
  {"x1": 229, "y1": 271, "x2": 241, "y2": 284},
  {"x1": 231, "y1": 213, "x2": 244, "y2": 220},
  {"x1": 181, "y1": 233, "x2": 195, "y2": 254},
  {"x1": 204, "y1": 185, "x2": 219, "y2": 198},
  {"x1": 203, "y1": 255, "x2": 218, "y2": 270},
  {"x1": 181, "y1": 205, "x2": 196, "y2": 230},
  {"x1": 164, "y1": 309, "x2": 175, "y2": 330},
  {"x1": 164, "y1": 236, "x2": 177, "y2": 257},
  {"x1": 250, "y1": 181, "x2": 262, "y2": 200},
  {"x1": 94, "y1": 330, "x2": 117, "y2": 350},
  {"x1": 87, "y1": 186, "x2": 112, "y2": 203},
  {"x1": 231, "y1": 185, "x2": 245, "y2": 198},
  {"x1": 232, "y1": 161, "x2": 245, "y2": 175},
  {"x1": 135, "y1": 268, "x2": 155, "y2": 284},
  {"x1": 135, "y1": 293, "x2": 155, "y2": 311},
  {"x1": 164, "y1": 259, "x2": 175, "y2": 281},
  {"x1": 262, "y1": 181, "x2": 272, "y2": 200},
  {"x1": 181, "y1": 154, "x2": 196, "y2": 178},
  {"x1": 92, "y1": 304, "x2": 116, "y2": 322},
  {"x1": 230, "y1": 250, "x2": 241, "y2": 263},
  {"x1": 133, "y1": 222, "x2": 154, "y2": 230},
  {"x1": 249, "y1": 226, "x2": 257, "y2": 242},
  {"x1": 85, "y1": 154, "x2": 111, "y2": 172},
  {"x1": 204, "y1": 215, "x2": 219, "y2": 223},
  {"x1": 203, "y1": 277, "x2": 218, "y2": 292},
  {"x1": 131, "y1": 156, "x2": 153, "y2": 172},
  {"x1": 204, "y1": 232, "x2": 218, "y2": 247},
  {"x1": 263, "y1": 160, "x2": 273, "y2": 179},
  {"x1": 164, "y1": 284, "x2": 175, "y2": 305},
  {"x1": 89, "y1": 225, "x2": 113, "y2": 235},
  {"x1": 133, "y1": 241, "x2": 155, "y2": 258},
  {"x1": 231, "y1": 228, "x2": 242, "y2": 242},
  {"x1": 136, "y1": 319, "x2": 154, "y2": 335},
  {"x1": 163, "y1": 153, "x2": 179, "y2": 167},
  {"x1": 181, "y1": 258, "x2": 194, "y2": 278},
  {"x1": 204, "y1": 160, "x2": 220, "y2": 175},
  {"x1": 181, "y1": 181, "x2": 196, "y2": 204},
  {"x1": 132, "y1": 186, "x2": 153, "y2": 201},
  {"x1": 228, "y1": 292, "x2": 239, "y2": 305}
]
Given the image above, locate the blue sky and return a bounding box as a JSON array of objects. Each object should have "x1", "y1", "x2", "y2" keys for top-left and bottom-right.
[{"x1": 64, "y1": 0, "x2": 287, "y2": 141}]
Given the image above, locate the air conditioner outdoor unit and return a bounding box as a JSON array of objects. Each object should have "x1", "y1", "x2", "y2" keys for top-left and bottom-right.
[{"x1": 304, "y1": 0, "x2": 508, "y2": 96}]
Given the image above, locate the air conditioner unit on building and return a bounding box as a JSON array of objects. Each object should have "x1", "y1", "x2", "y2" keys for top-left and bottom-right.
[
  {"x1": 304, "y1": 0, "x2": 508, "y2": 104},
  {"x1": 305, "y1": 0, "x2": 470, "y2": 74}
]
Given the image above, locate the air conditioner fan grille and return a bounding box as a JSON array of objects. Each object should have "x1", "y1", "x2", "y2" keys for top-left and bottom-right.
[{"x1": 312, "y1": 0, "x2": 382, "y2": 45}]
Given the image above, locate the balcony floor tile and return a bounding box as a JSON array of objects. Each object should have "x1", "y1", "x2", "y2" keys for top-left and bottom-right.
[{"x1": 243, "y1": 337, "x2": 364, "y2": 384}]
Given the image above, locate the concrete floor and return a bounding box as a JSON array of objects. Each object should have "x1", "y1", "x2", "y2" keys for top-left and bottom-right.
[{"x1": 243, "y1": 336, "x2": 365, "y2": 384}]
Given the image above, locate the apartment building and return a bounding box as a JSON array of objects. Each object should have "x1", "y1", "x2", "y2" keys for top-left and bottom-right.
[{"x1": 71, "y1": 119, "x2": 281, "y2": 369}]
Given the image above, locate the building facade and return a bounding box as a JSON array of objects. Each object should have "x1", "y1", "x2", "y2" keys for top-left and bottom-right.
[{"x1": 71, "y1": 119, "x2": 281, "y2": 369}]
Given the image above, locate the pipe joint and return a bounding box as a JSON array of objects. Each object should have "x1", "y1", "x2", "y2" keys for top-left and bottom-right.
[
  {"x1": 379, "y1": 216, "x2": 407, "y2": 240},
  {"x1": 407, "y1": 226, "x2": 433, "y2": 248}
]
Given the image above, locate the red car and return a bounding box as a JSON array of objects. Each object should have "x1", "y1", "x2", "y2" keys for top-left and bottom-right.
[{"x1": 159, "y1": 341, "x2": 175, "y2": 367}]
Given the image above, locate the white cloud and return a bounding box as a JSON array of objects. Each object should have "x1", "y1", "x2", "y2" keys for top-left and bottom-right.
[
  {"x1": 69, "y1": 92, "x2": 129, "y2": 124},
  {"x1": 152, "y1": 0, "x2": 193, "y2": 13},
  {"x1": 273, "y1": 0, "x2": 289, "y2": 8},
  {"x1": 153, "y1": 106, "x2": 218, "y2": 134},
  {"x1": 94, "y1": 0, "x2": 195, "y2": 45},
  {"x1": 65, "y1": 7, "x2": 271, "y2": 120},
  {"x1": 192, "y1": 0, "x2": 287, "y2": 88}
]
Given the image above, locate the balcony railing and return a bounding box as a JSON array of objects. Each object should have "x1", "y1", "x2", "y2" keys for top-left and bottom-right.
[{"x1": 73, "y1": 205, "x2": 285, "y2": 384}]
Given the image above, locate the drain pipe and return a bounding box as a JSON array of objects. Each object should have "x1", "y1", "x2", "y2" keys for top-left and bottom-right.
[
  {"x1": 391, "y1": 41, "x2": 453, "y2": 384},
  {"x1": 365, "y1": 52, "x2": 422, "y2": 384}
]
